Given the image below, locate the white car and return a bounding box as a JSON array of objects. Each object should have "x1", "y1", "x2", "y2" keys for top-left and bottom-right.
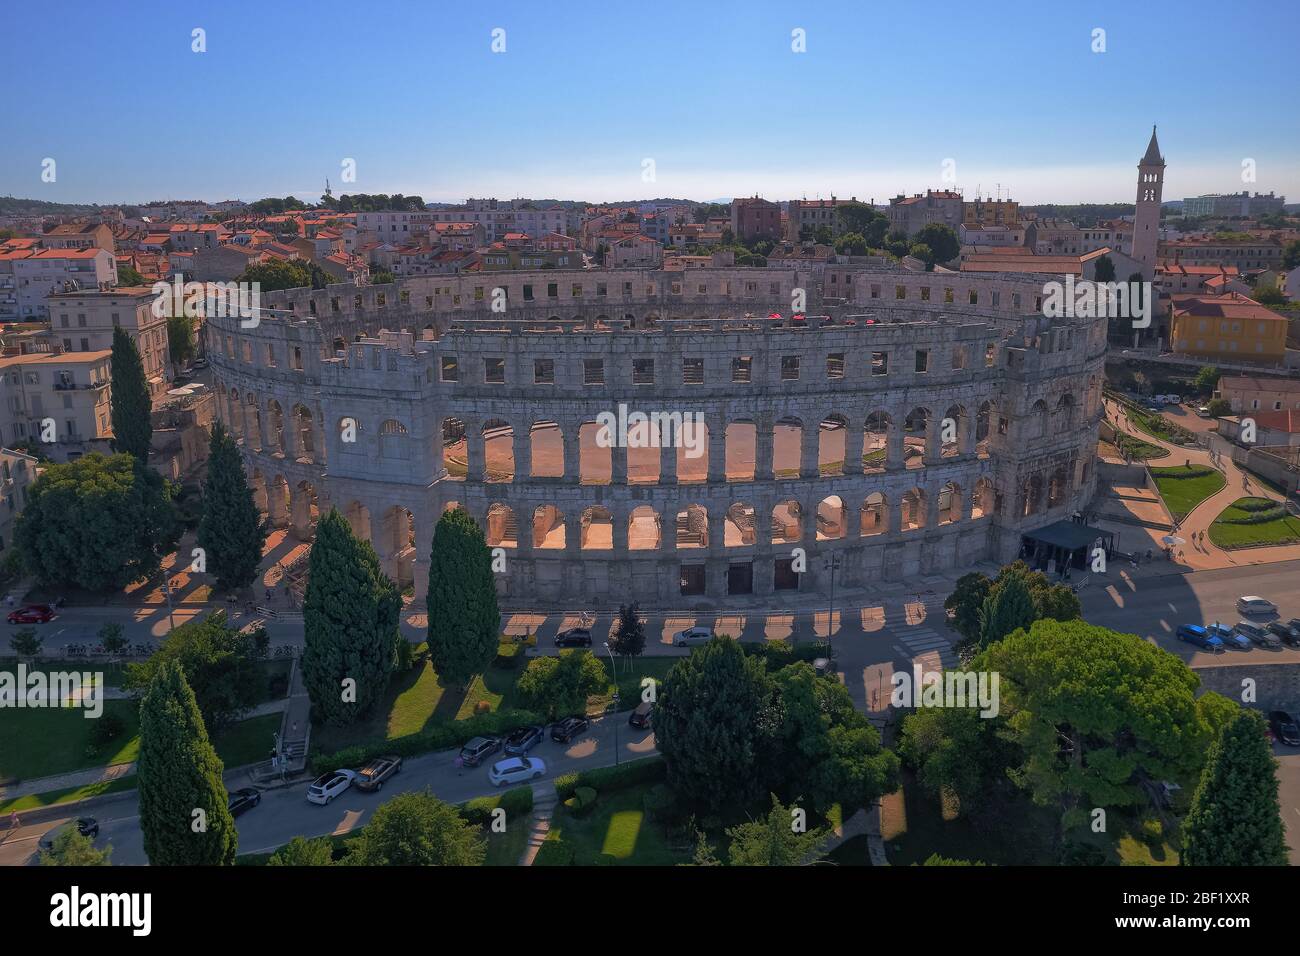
[
  {"x1": 306, "y1": 769, "x2": 357, "y2": 805},
  {"x1": 673, "y1": 626, "x2": 714, "y2": 647},
  {"x1": 1196, "y1": 406, "x2": 1211, "y2": 418},
  {"x1": 488, "y1": 756, "x2": 546, "y2": 788},
  {"x1": 1237, "y1": 595, "x2": 1277, "y2": 615}
]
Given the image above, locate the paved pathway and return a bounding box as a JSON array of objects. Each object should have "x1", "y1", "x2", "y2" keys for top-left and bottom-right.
[{"x1": 519, "y1": 781, "x2": 559, "y2": 865}]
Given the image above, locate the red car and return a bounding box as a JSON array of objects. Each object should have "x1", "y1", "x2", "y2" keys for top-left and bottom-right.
[{"x1": 8, "y1": 604, "x2": 55, "y2": 624}]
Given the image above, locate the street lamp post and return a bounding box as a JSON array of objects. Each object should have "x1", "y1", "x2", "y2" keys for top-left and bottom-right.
[
  {"x1": 603, "y1": 641, "x2": 621, "y2": 767},
  {"x1": 822, "y1": 554, "x2": 842, "y2": 648},
  {"x1": 163, "y1": 576, "x2": 176, "y2": 631}
]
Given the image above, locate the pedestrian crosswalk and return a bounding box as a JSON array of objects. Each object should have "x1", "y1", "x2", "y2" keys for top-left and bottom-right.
[{"x1": 892, "y1": 624, "x2": 957, "y2": 670}]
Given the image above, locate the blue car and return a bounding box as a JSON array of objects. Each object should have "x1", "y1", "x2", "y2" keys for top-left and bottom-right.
[
  {"x1": 1206, "y1": 623, "x2": 1250, "y2": 651},
  {"x1": 1176, "y1": 624, "x2": 1224, "y2": 652}
]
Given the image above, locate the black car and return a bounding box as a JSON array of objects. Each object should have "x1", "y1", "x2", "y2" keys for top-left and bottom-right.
[
  {"x1": 39, "y1": 817, "x2": 98, "y2": 851},
  {"x1": 555, "y1": 627, "x2": 592, "y2": 648},
  {"x1": 551, "y1": 716, "x2": 590, "y2": 743},
  {"x1": 628, "y1": 701, "x2": 653, "y2": 729},
  {"x1": 1268, "y1": 710, "x2": 1300, "y2": 746},
  {"x1": 504, "y1": 725, "x2": 544, "y2": 756},
  {"x1": 1268, "y1": 620, "x2": 1300, "y2": 647},
  {"x1": 459, "y1": 735, "x2": 502, "y2": 767},
  {"x1": 227, "y1": 787, "x2": 262, "y2": 817}
]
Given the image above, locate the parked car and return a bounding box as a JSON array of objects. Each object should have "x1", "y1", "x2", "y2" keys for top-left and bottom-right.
[
  {"x1": 7, "y1": 604, "x2": 55, "y2": 624},
  {"x1": 38, "y1": 818, "x2": 99, "y2": 851},
  {"x1": 1196, "y1": 406, "x2": 1212, "y2": 418},
  {"x1": 458, "y1": 736, "x2": 502, "y2": 767},
  {"x1": 503, "y1": 725, "x2": 544, "y2": 756},
  {"x1": 629, "y1": 700, "x2": 654, "y2": 729},
  {"x1": 354, "y1": 755, "x2": 402, "y2": 792},
  {"x1": 488, "y1": 756, "x2": 547, "y2": 788},
  {"x1": 1236, "y1": 595, "x2": 1277, "y2": 615},
  {"x1": 1176, "y1": 624, "x2": 1224, "y2": 652},
  {"x1": 673, "y1": 625, "x2": 714, "y2": 647},
  {"x1": 1267, "y1": 711, "x2": 1300, "y2": 746},
  {"x1": 227, "y1": 787, "x2": 262, "y2": 817},
  {"x1": 555, "y1": 627, "x2": 592, "y2": 648},
  {"x1": 1234, "y1": 620, "x2": 1281, "y2": 649},
  {"x1": 1206, "y1": 622, "x2": 1249, "y2": 651},
  {"x1": 551, "y1": 716, "x2": 590, "y2": 743},
  {"x1": 306, "y1": 769, "x2": 357, "y2": 805},
  {"x1": 1267, "y1": 620, "x2": 1300, "y2": 647},
  {"x1": 191, "y1": 357, "x2": 209, "y2": 369}
]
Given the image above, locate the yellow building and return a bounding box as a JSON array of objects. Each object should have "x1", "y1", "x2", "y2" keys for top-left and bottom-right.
[
  {"x1": 1170, "y1": 293, "x2": 1288, "y2": 366},
  {"x1": 963, "y1": 198, "x2": 1020, "y2": 227}
]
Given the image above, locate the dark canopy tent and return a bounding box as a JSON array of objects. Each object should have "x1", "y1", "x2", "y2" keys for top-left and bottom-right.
[{"x1": 1020, "y1": 518, "x2": 1115, "y2": 575}]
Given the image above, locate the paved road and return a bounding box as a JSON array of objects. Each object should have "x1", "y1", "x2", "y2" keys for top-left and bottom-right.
[{"x1": 0, "y1": 715, "x2": 657, "y2": 866}]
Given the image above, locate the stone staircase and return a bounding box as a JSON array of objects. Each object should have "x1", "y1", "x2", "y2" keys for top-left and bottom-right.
[{"x1": 518, "y1": 782, "x2": 560, "y2": 865}]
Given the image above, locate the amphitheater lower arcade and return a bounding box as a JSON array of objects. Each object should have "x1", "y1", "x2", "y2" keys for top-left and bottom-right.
[{"x1": 208, "y1": 267, "x2": 1105, "y2": 609}]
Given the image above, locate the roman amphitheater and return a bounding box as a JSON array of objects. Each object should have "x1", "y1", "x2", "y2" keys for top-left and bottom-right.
[{"x1": 206, "y1": 266, "x2": 1105, "y2": 609}]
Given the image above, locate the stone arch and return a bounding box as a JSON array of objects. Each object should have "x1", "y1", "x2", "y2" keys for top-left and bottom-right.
[
  {"x1": 292, "y1": 403, "x2": 316, "y2": 463},
  {"x1": 724, "y1": 501, "x2": 757, "y2": 547},
  {"x1": 529, "y1": 420, "x2": 563, "y2": 479},
  {"x1": 244, "y1": 393, "x2": 262, "y2": 450},
  {"x1": 1022, "y1": 473, "x2": 1045, "y2": 516},
  {"x1": 482, "y1": 419, "x2": 514, "y2": 482},
  {"x1": 771, "y1": 499, "x2": 803, "y2": 545},
  {"x1": 816, "y1": 494, "x2": 846, "y2": 540},
  {"x1": 291, "y1": 480, "x2": 319, "y2": 540},
  {"x1": 674, "y1": 503, "x2": 708, "y2": 549},
  {"x1": 864, "y1": 411, "x2": 890, "y2": 474},
  {"x1": 1055, "y1": 392, "x2": 1076, "y2": 429},
  {"x1": 628, "y1": 505, "x2": 660, "y2": 550},
  {"x1": 441, "y1": 417, "x2": 467, "y2": 480},
  {"x1": 1048, "y1": 465, "x2": 1070, "y2": 508},
  {"x1": 226, "y1": 387, "x2": 244, "y2": 439},
  {"x1": 773, "y1": 416, "x2": 802, "y2": 479},
  {"x1": 532, "y1": 504, "x2": 565, "y2": 549},
  {"x1": 941, "y1": 404, "x2": 967, "y2": 458},
  {"x1": 938, "y1": 481, "x2": 962, "y2": 525},
  {"x1": 860, "y1": 491, "x2": 888, "y2": 536},
  {"x1": 1028, "y1": 399, "x2": 1049, "y2": 440},
  {"x1": 901, "y1": 487, "x2": 926, "y2": 531},
  {"x1": 675, "y1": 419, "x2": 708, "y2": 484},
  {"x1": 971, "y1": 477, "x2": 996, "y2": 519},
  {"x1": 975, "y1": 400, "x2": 995, "y2": 459},
  {"x1": 725, "y1": 420, "x2": 756, "y2": 482},
  {"x1": 903, "y1": 407, "x2": 929, "y2": 469},
  {"x1": 486, "y1": 503, "x2": 518, "y2": 548},
  {"x1": 344, "y1": 500, "x2": 372, "y2": 546},
  {"x1": 818, "y1": 414, "x2": 848, "y2": 476},
  {"x1": 579, "y1": 421, "x2": 612, "y2": 484},
  {"x1": 581, "y1": 505, "x2": 613, "y2": 550},
  {"x1": 377, "y1": 505, "x2": 416, "y2": 587}
]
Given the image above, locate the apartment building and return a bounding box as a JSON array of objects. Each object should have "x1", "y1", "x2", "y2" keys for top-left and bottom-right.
[
  {"x1": 168, "y1": 223, "x2": 228, "y2": 252},
  {"x1": 962, "y1": 197, "x2": 1020, "y2": 227},
  {"x1": 1159, "y1": 237, "x2": 1284, "y2": 271},
  {"x1": 1170, "y1": 293, "x2": 1288, "y2": 365},
  {"x1": 0, "y1": 448, "x2": 37, "y2": 558},
  {"x1": 46, "y1": 287, "x2": 171, "y2": 398},
  {"x1": 5, "y1": 248, "x2": 117, "y2": 321},
  {"x1": 730, "y1": 196, "x2": 783, "y2": 242},
  {"x1": 0, "y1": 350, "x2": 114, "y2": 460},
  {"x1": 1216, "y1": 374, "x2": 1300, "y2": 413},
  {"x1": 42, "y1": 222, "x2": 116, "y2": 253},
  {"x1": 787, "y1": 197, "x2": 860, "y2": 241},
  {"x1": 604, "y1": 235, "x2": 663, "y2": 268},
  {"x1": 887, "y1": 189, "x2": 963, "y2": 237}
]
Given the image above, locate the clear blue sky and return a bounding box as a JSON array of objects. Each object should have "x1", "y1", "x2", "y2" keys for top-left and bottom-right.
[{"x1": 2, "y1": 0, "x2": 1297, "y2": 205}]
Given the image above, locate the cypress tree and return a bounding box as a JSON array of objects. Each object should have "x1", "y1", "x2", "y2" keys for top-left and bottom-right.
[
  {"x1": 110, "y1": 325, "x2": 153, "y2": 462},
  {"x1": 1182, "y1": 710, "x2": 1288, "y2": 866},
  {"x1": 137, "y1": 659, "x2": 237, "y2": 865},
  {"x1": 197, "y1": 421, "x2": 267, "y2": 591},
  {"x1": 977, "y1": 571, "x2": 1037, "y2": 648},
  {"x1": 302, "y1": 508, "x2": 400, "y2": 724},
  {"x1": 426, "y1": 507, "x2": 499, "y2": 688}
]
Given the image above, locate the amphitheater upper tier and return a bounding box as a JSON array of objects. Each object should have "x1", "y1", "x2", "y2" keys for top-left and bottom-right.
[{"x1": 207, "y1": 266, "x2": 1106, "y2": 608}]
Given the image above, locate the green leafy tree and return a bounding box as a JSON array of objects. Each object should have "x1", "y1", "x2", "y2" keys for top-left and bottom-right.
[
  {"x1": 426, "y1": 507, "x2": 499, "y2": 688},
  {"x1": 899, "y1": 705, "x2": 1012, "y2": 812},
  {"x1": 39, "y1": 829, "x2": 112, "y2": 866},
  {"x1": 1282, "y1": 238, "x2": 1300, "y2": 271},
  {"x1": 116, "y1": 264, "x2": 145, "y2": 286},
  {"x1": 516, "y1": 650, "x2": 607, "y2": 720},
  {"x1": 977, "y1": 571, "x2": 1036, "y2": 648},
  {"x1": 1251, "y1": 281, "x2": 1286, "y2": 305},
  {"x1": 1093, "y1": 254, "x2": 1116, "y2": 282},
  {"x1": 9, "y1": 628, "x2": 41, "y2": 657},
  {"x1": 268, "y1": 836, "x2": 335, "y2": 866},
  {"x1": 343, "y1": 790, "x2": 485, "y2": 865},
  {"x1": 98, "y1": 621, "x2": 128, "y2": 655},
  {"x1": 1182, "y1": 710, "x2": 1288, "y2": 866},
  {"x1": 137, "y1": 659, "x2": 237, "y2": 865},
  {"x1": 655, "y1": 637, "x2": 774, "y2": 812},
  {"x1": 1193, "y1": 365, "x2": 1220, "y2": 396},
  {"x1": 834, "y1": 232, "x2": 868, "y2": 256},
  {"x1": 726, "y1": 795, "x2": 828, "y2": 866},
  {"x1": 166, "y1": 314, "x2": 195, "y2": 371},
  {"x1": 945, "y1": 572, "x2": 992, "y2": 643},
  {"x1": 976, "y1": 619, "x2": 1235, "y2": 825},
  {"x1": 236, "y1": 258, "x2": 332, "y2": 292},
  {"x1": 197, "y1": 421, "x2": 267, "y2": 592},
  {"x1": 110, "y1": 326, "x2": 153, "y2": 462},
  {"x1": 766, "y1": 663, "x2": 898, "y2": 813},
  {"x1": 123, "y1": 610, "x2": 266, "y2": 733},
  {"x1": 921, "y1": 853, "x2": 985, "y2": 866},
  {"x1": 302, "y1": 509, "x2": 401, "y2": 725},
  {"x1": 370, "y1": 269, "x2": 396, "y2": 285},
  {"x1": 608, "y1": 603, "x2": 646, "y2": 662},
  {"x1": 13, "y1": 453, "x2": 177, "y2": 590},
  {"x1": 908, "y1": 242, "x2": 935, "y2": 269},
  {"x1": 914, "y1": 223, "x2": 960, "y2": 263},
  {"x1": 1206, "y1": 398, "x2": 1231, "y2": 417}
]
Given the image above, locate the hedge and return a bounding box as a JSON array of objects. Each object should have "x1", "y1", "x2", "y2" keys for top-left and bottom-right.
[
  {"x1": 462, "y1": 785, "x2": 533, "y2": 826},
  {"x1": 739, "y1": 639, "x2": 829, "y2": 669},
  {"x1": 310, "y1": 707, "x2": 546, "y2": 774},
  {"x1": 553, "y1": 755, "x2": 666, "y2": 800}
]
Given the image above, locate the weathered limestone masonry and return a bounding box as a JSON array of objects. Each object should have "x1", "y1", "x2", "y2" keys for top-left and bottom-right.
[{"x1": 207, "y1": 266, "x2": 1105, "y2": 609}]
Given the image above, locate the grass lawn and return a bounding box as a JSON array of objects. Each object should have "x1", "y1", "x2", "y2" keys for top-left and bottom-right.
[
  {"x1": 1149, "y1": 464, "x2": 1226, "y2": 521},
  {"x1": 0, "y1": 701, "x2": 280, "y2": 785},
  {"x1": 484, "y1": 824, "x2": 529, "y2": 866},
  {"x1": 0, "y1": 660, "x2": 130, "y2": 689},
  {"x1": 0, "y1": 775, "x2": 138, "y2": 813},
  {"x1": 536, "y1": 783, "x2": 692, "y2": 866},
  {"x1": 1209, "y1": 497, "x2": 1300, "y2": 549},
  {"x1": 594, "y1": 657, "x2": 678, "y2": 712}
]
